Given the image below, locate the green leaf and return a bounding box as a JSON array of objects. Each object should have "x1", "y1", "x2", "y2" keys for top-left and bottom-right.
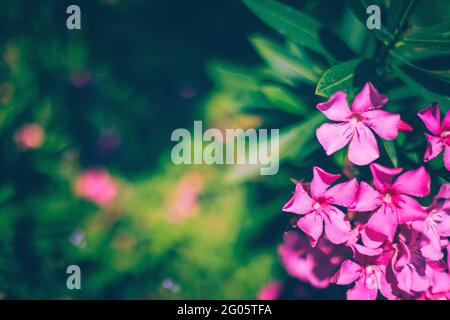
[
  {"x1": 403, "y1": 22, "x2": 450, "y2": 51},
  {"x1": 393, "y1": 65, "x2": 450, "y2": 110},
  {"x1": 250, "y1": 35, "x2": 321, "y2": 84},
  {"x1": 386, "y1": 0, "x2": 418, "y2": 34},
  {"x1": 260, "y1": 84, "x2": 309, "y2": 115},
  {"x1": 333, "y1": 148, "x2": 348, "y2": 167},
  {"x1": 243, "y1": 0, "x2": 334, "y2": 60},
  {"x1": 382, "y1": 140, "x2": 398, "y2": 167},
  {"x1": 227, "y1": 113, "x2": 325, "y2": 181},
  {"x1": 315, "y1": 59, "x2": 371, "y2": 98},
  {"x1": 207, "y1": 61, "x2": 259, "y2": 91},
  {"x1": 389, "y1": 51, "x2": 450, "y2": 83},
  {"x1": 338, "y1": 7, "x2": 371, "y2": 55}
]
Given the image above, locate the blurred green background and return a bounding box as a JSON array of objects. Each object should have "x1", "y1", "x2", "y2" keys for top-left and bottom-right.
[
  {"x1": 0, "y1": 0, "x2": 449, "y2": 299},
  {"x1": 0, "y1": 0, "x2": 283, "y2": 299}
]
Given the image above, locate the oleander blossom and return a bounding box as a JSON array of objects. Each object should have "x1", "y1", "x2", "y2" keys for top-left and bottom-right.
[
  {"x1": 316, "y1": 82, "x2": 411, "y2": 166},
  {"x1": 282, "y1": 166, "x2": 358, "y2": 246},
  {"x1": 412, "y1": 183, "x2": 450, "y2": 261},
  {"x1": 350, "y1": 163, "x2": 430, "y2": 244},
  {"x1": 391, "y1": 227, "x2": 430, "y2": 295},
  {"x1": 332, "y1": 244, "x2": 395, "y2": 300},
  {"x1": 417, "y1": 103, "x2": 450, "y2": 170}
]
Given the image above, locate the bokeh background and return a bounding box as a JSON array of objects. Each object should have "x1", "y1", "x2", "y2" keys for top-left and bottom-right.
[{"x1": 0, "y1": 0, "x2": 449, "y2": 299}]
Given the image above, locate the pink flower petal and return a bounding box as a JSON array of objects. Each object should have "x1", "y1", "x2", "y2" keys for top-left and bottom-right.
[
  {"x1": 415, "y1": 220, "x2": 444, "y2": 261},
  {"x1": 316, "y1": 122, "x2": 353, "y2": 156},
  {"x1": 347, "y1": 277, "x2": 378, "y2": 300},
  {"x1": 348, "y1": 125, "x2": 379, "y2": 165},
  {"x1": 444, "y1": 146, "x2": 450, "y2": 171},
  {"x1": 438, "y1": 214, "x2": 450, "y2": 237},
  {"x1": 393, "y1": 166, "x2": 430, "y2": 197},
  {"x1": 417, "y1": 103, "x2": 441, "y2": 135},
  {"x1": 282, "y1": 183, "x2": 314, "y2": 214},
  {"x1": 351, "y1": 82, "x2": 388, "y2": 113},
  {"x1": 424, "y1": 133, "x2": 443, "y2": 162},
  {"x1": 324, "y1": 178, "x2": 358, "y2": 207},
  {"x1": 430, "y1": 268, "x2": 450, "y2": 294},
  {"x1": 352, "y1": 243, "x2": 383, "y2": 256},
  {"x1": 323, "y1": 207, "x2": 351, "y2": 244},
  {"x1": 310, "y1": 166, "x2": 341, "y2": 198},
  {"x1": 361, "y1": 227, "x2": 385, "y2": 248},
  {"x1": 350, "y1": 181, "x2": 382, "y2": 212},
  {"x1": 433, "y1": 183, "x2": 450, "y2": 203},
  {"x1": 369, "y1": 163, "x2": 403, "y2": 192},
  {"x1": 396, "y1": 266, "x2": 414, "y2": 294},
  {"x1": 366, "y1": 204, "x2": 398, "y2": 242},
  {"x1": 398, "y1": 119, "x2": 413, "y2": 132},
  {"x1": 441, "y1": 108, "x2": 450, "y2": 131},
  {"x1": 316, "y1": 91, "x2": 352, "y2": 121},
  {"x1": 362, "y1": 110, "x2": 401, "y2": 140},
  {"x1": 397, "y1": 194, "x2": 428, "y2": 224},
  {"x1": 297, "y1": 212, "x2": 324, "y2": 246},
  {"x1": 397, "y1": 265, "x2": 429, "y2": 294},
  {"x1": 332, "y1": 259, "x2": 362, "y2": 285}
]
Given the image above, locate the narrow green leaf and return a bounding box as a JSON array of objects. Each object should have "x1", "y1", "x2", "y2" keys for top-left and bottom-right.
[
  {"x1": 393, "y1": 65, "x2": 450, "y2": 110},
  {"x1": 389, "y1": 51, "x2": 450, "y2": 82},
  {"x1": 315, "y1": 59, "x2": 371, "y2": 98},
  {"x1": 382, "y1": 140, "x2": 398, "y2": 167},
  {"x1": 243, "y1": 0, "x2": 334, "y2": 60},
  {"x1": 386, "y1": 0, "x2": 418, "y2": 33},
  {"x1": 403, "y1": 22, "x2": 450, "y2": 51},
  {"x1": 260, "y1": 84, "x2": 309, "y2": 115},
  {"x1": 207, "y1": 61, "x2": 259, "y2": 91},
  {"x1": 250, "y1": 35, "x2": 321, "y2": 84}
]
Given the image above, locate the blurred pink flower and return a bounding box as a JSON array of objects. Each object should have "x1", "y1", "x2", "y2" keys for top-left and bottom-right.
[
  {"x1": 257, "y1": 282, "x2": 282, "y2": 300},
  {"x1": 350, "y1": 163, "x2": 430, "y2": 243},
  {"x1": 14, "y1": 123, "x2": 44, "y2": 150},
  {"x1": 417, "y1": 103, "x2": 450, "y2": 169},
  {"x1": 283, "y1": 166, "x2": 358, "y2": 246},
  {"x1": 167, "y1": 172, "x2": 204, "y2": 223},
  {"x1": 316, "y1": 82, "x2": 411, "y2": 165},
  {"x1": 75, "y1": 169, "x2": 119, "y2": 206},
  {"x1": 279, "y1": 232, "x2": 347, "y2": 288}
]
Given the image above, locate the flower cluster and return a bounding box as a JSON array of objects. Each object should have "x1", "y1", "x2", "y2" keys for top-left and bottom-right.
[{"x1": 281, "y1": 83, "x2": 450, "y2": 300}]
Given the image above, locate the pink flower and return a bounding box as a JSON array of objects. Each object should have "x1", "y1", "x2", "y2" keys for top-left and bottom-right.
[
  {"x1": 278, "y1": 232, "x2": 347, "y2": 288},
  {"x1": 417, "y1": 103, "x2": 450, "y2": 170},
  {"x1": 423, "y1": 261, "x2": 450, "y2": 300},
  {"x1": 14, "y1": 123, "x2": 44, "y2": 150},
  {"x1": 350, "y1": 163, "x2": 430, "y2": 243},
  {"x1": 75, "y1": 169, "x2": 119, "y2": 206},
  {"x1": 332, "y1": 244, "x2": 395, "y2": 300},
  {"x1": 391, "y1": 227, "x2": 429, "y2": 294},
  {"x1": 282, "y1": 166, "x2": 358, "y2": 246},
  {"x1": 412, "y1": 183, "x2": 450, "y2": 261},
  {"x1": 258, "y1": 282, "x2": 282, "y2": 300},
  {"x1": 316, "y1": 82, "x2": 410, "y2": 165},
  {"x1": 166, "y1": 172, "x2": 204, "y2": 223}
]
